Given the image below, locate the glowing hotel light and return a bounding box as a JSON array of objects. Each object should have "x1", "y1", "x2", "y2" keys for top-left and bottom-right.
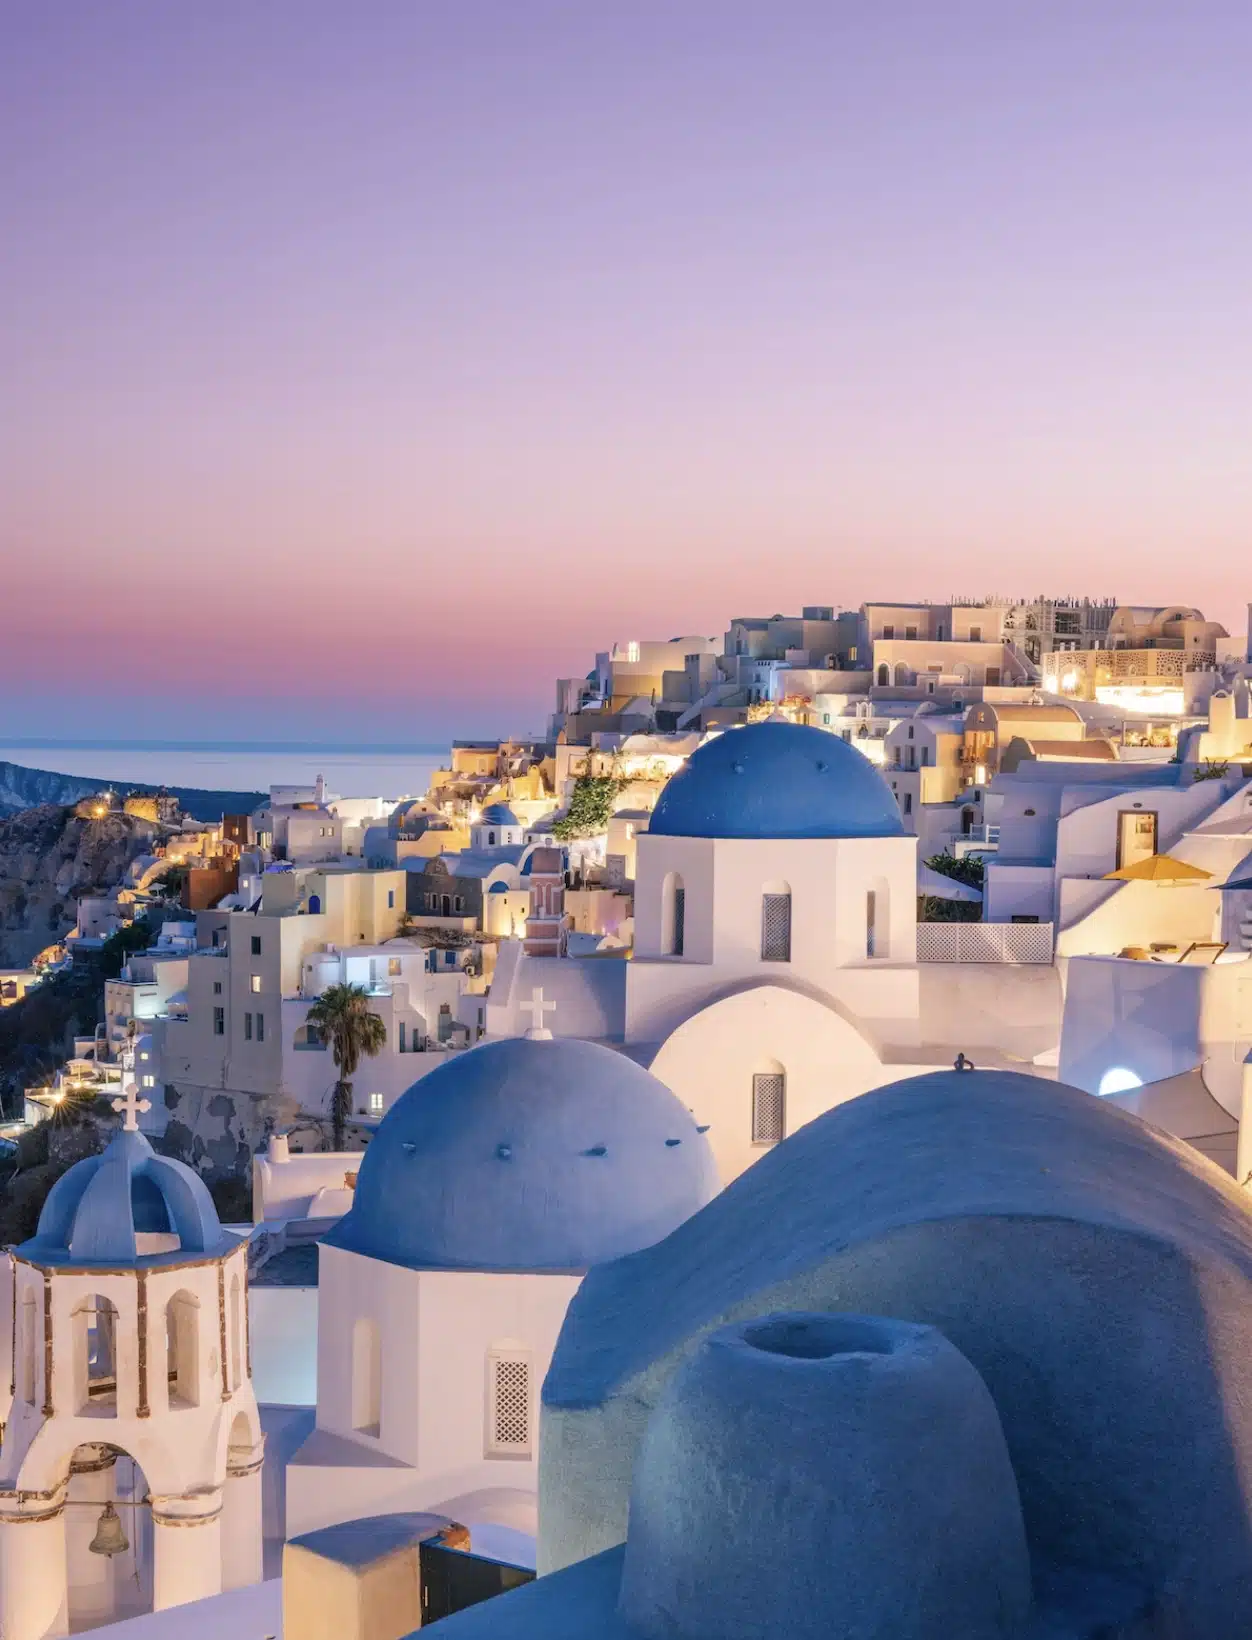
[{"x1": 1098, "y1": 1067, "x2": 1143, "y2": 1097}]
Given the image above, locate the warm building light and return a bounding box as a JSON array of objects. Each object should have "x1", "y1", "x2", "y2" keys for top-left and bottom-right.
[
  {"x1": 1098, "y1": 1066, "x2": 1143, "y2": 1097},
  {"x1": 1094, "y1": 685, "x2": 1185, "y2": 717}
]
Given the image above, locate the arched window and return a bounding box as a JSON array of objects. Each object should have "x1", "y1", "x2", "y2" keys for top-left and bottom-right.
[
  {"x1": 441, "y1": 893, "x2": 452, "y2": 916},
  {"x1": 485, "y1": 1344, "x2": 532, "y2": 1459},
  {"x1": 961, "y1": 806, "x2": 975, "y2": 836},
  {"x1": 866, "y1": 879, "x2": 890, "y2": 960},
  {"x1": 877, "y1": 664, "x2": 889, "y2": 687},
  {"x1": 166, "y1": 1290, "x2": 200, "y2": 1408},
  {"x1": 661, "y1": 871, "x2": 686, "y2": 957},
  {"x1": 72, "y1": 1293, "x2": 118, "y2": 1415},
  {"x1": 488, "y1": 830, "x2": 496, "y2": 845},
  {"x1": 307, "y1": 893, "x2": 321, "y2": 915},
  {"x1": 352, "y1": 1315, "x2": 382, "y2": 1437},
  {"x1": 230, "y1": 1272, "x2": 242, "y2": 1391},
  {"x1": 760, "y1": 882, "x2": 792, "y2": 962},
  {"x1": 893, "y1": 663, "x2": 909, "y2": 686},
  {"x1": 752, "y1": 1059, "x2": 786, "y2": 1147}
]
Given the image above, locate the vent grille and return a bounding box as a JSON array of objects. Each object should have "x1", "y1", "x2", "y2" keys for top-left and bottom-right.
[
  {"x1": 752, "y1": 1073, "x2": 786, "y2": 1146},
  {"x1": 487, "y1": 1353, "x2": 531, "y2": 1457},
  {"x1": 761, "y1": 893, "x2": 792, "y2": 962}
]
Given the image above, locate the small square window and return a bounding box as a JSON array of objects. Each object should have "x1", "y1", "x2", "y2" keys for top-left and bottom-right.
[
  {"x1": 142, "y1": 1074, "x2": 155, "y2": 1088},
  {"x1": 213, "y1": 981, "x2": 222, "y2": 995},
  {"x1": 369, "y1": 1092, "x2": 384, "y2": 1114},
  {"x1": 250, "y1": 975, "x2": 261, "y2": 994},
  {"x1": 388, "y1": 957, "x2": 402, "y2": 976}
]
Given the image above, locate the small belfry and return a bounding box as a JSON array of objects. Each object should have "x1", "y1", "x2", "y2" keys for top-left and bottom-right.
[{"x1": 0, "y1": 1124, "x2": 264, "y2": 1639}]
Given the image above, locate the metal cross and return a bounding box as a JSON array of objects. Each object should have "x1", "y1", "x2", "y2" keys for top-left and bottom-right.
[
  {"x1": 520, "y1": 986, "x2": 556, "y2": 1040},
  {"x1": 112, "y1": 1049, "x2": 152, "y2": 1132}
]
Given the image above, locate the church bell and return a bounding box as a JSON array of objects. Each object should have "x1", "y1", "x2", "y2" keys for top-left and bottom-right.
[{"x1": 88, "y1": 1502, "x2": 129, "y2": 1557}]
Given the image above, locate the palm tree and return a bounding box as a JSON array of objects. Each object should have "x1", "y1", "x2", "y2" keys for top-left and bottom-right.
[{"x1": 304, "y1": 984, "x2": 387, "y2": 1151}]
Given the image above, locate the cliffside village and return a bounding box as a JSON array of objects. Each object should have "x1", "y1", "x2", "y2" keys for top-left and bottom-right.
[
  {"x1": 13, "y1": 593, "x2": 1252, "y2": 1179},
  {"x1": 10, "y1": 593, "x2": 1252, "y2": 1639}
]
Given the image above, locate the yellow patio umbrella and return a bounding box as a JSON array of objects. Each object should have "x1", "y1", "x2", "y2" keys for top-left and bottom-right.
[{"x1": 1103, "y1": 853, "x2": 1213, "y2": 884}]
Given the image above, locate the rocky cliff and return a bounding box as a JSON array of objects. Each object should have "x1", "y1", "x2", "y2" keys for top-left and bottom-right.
[
  {"x1": 0, "y1": 760, "x2": 263, "y2": 823},
  {"x1": 0, "y1": 804, "x2": 161, "y2": 967}
]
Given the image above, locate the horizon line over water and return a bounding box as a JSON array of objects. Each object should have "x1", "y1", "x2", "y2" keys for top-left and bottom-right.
[{"x1": 0, "y1": 741, "x2": 448, "y2": 798}]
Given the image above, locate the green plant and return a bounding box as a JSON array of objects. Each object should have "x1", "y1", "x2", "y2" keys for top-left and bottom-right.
[
  {"x1": 552, "y1": 773, "x2": 626, "y2": 840},
  {"x1": 923, "y1": 850, "x2": 985, "y2": 889},
  {"x1": 304, "y1": 984, "x2": 387, "y2": 1150},
  {"x1": 1193, "y1": 758, "x2": 1229, "y2": 783}
]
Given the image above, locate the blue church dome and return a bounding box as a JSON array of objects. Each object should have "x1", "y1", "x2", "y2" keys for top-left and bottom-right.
[
  {"x1": 480, "y1": 803, "x2": 521, "y2": 826},
  {"x1": 24, "y1": 1129, "x2": 230, "y2": 1267},
  {"x1": 649, "y1": 721, "x2": 905, "y2": 841},
  {"x1": 326, "y1": 1038, "x2": 719, "y2": 1272}
]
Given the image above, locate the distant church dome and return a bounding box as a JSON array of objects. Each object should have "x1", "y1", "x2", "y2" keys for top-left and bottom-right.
[
  {"x1": 649, "y1": 721, "x2": 905, "y2": 841},
  {"x1": 25, "y1": 1129, "x2": 229, "y2": 1267},
  {"x1": 480, "y1": 803, "x2": 521, "y2": 826},
  {"x1": 327, "y1": 1038, "x2": 719, "y2": 1272}
]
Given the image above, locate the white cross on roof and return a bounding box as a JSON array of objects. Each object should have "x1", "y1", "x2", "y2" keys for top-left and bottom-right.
[{"x1": 520, "y1": 986, "x2": 556, "y2": 1041}]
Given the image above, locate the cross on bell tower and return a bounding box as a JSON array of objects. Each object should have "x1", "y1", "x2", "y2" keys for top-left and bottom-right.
[{"x1": 112, "y1": 1047, "x2": 152, "y2": 1131}]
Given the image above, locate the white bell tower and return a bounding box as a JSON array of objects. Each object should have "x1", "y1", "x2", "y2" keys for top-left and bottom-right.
[{"x1": 0, "y1": 1125, "x2": 264, "y2": 1639}]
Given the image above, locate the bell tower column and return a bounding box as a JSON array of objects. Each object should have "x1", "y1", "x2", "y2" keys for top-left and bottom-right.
[
  {"x1": 0, "y1": 1497, "x2": 69, "y2": 1640},
  {"x1": 151, "y1": 1488, "x2": 222, "y2": 1611},
  {"x1": 221, "y1": 1428, "x2": 265, "y2": 1590}
]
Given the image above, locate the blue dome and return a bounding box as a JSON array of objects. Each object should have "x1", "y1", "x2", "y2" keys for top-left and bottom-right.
[
  {"x1": 480, "y1": 803, "x2": 520, "y2": 826},
  {"x1": 649, "y1": 722, "x2": 905, "y2": 840},
  {"x1": 326, "y1": 1038, "x2": 718, "y2": 1272},
  {"x1": 24, "y1": 1130, "x2": 230, "y2": 1267}
]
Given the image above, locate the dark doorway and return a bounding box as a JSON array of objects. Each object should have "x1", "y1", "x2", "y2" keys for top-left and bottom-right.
[{"x1": 419, "y1": 1542, "x2": 534, "y2": 1624}]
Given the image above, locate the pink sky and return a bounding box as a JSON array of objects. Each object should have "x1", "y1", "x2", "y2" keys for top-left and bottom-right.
[{"x1": 3, "y1": 2, "x2": 1250, "y2": 741}]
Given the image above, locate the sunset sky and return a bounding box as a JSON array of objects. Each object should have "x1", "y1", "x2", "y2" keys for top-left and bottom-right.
[{"x1": 4, "y1": 2, "x2": 1251, "y2": 742}]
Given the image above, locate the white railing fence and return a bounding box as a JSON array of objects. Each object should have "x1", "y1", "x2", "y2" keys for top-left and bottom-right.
[{"x1": 917, "y1": 921, "x2": 1054, "y2": 964}]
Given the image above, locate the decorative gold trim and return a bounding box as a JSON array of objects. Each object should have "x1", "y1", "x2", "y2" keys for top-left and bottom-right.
[
  {"x1": 41, "y1": 1271, "x2": 52, "y2": 1418},
  {"x1": 14, "y1": 1250, "x2": 234, "y2": 1277},
  {"x1": 150, "y1": 1503, "x2": 223, "y2": 1528},
  {"x1": 0, "y1": 1502, "x2": 66, "y2": 1525},
  {"x1": 136, "y1": 1269, "x2": 149, "y2": 1418},
  {"x1": 217, "y1": 1264, "x2": 229, "y2": 1402},
  {"x1": 225, "y1": 1454, "x2": 265, "y2": 1478}
]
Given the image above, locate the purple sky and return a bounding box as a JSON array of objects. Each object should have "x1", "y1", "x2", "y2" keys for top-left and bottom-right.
[{"x1": 3, "y1": 2, "x2": 1251, "y2": 741}]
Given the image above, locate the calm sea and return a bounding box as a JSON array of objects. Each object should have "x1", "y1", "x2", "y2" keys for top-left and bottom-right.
[{"x1": 0, "y1": 742, "x2": 445, "y2": 800}]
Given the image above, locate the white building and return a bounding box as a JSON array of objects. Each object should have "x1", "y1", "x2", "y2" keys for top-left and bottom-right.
[
  {"x1": 284, "y1": 1036, "x2": 717, "y2": 1561},
  {"x1": 0, "y1": 1090, "x2": 263, "y2": 1640}
]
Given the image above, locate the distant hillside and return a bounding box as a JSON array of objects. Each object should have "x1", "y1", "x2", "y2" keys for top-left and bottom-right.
[{"x1": 0, "y1": 761, "x2": 264, "y2": 823}]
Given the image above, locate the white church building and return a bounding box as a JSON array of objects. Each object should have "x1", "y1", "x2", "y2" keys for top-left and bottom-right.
[
  {"x1": 284, "y1": 1035, "x2": 717, "y2": 1553},
  {"x1": 0, "y1": 1087, "x2": 264, "y2": 1640},
  {"x1": 488, "y1": 721, "x2": 1058, "y2": 1184}
]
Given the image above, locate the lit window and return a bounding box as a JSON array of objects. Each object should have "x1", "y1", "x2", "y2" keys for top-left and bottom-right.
[
  {"x1": 388, "y1": 957, "x2": 402, "y2": 976},
  {"x1": 626, "y1": 641, "x2": 640, "y2": 663},
  {"x1": 369, "y1": 1093, "x2": 384, "y2": 1114},
  {"x1": 142, "y1": 1075, "x2": 155, "y2": 1088},
  {"x1": 250, "y1": 975, "x2": 261, "y2": 994}
]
